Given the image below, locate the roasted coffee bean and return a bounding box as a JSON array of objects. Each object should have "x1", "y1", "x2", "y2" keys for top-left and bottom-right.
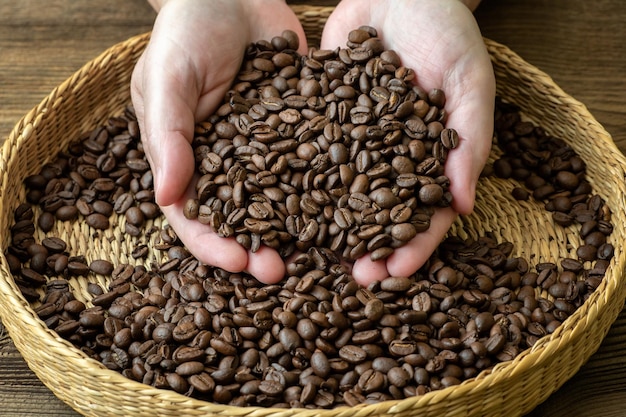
[
  {"x1": 511, "y1": 187, "x2": 529, "y2": 201},
  {"x1": 55, "y1": 205, "x2": 78, "y2": 221},
  {"x1": 41, "y1": 237, "x2": 67, "y2": 253},
  {"x1": 419, "y1": 184, "x2": 444, "y2": 205},
  {"x1": 310, "y1": 350, "x2": 331, "y2": 378},
  {"x1": 85, "y1": 213, "x2": 110, "y2": 230},
  {"x1": 577, "y1": 244, "x2": 598, "y2": 262},
  {"x1": 380, "y1": 276, "x2": 412, "y2": 292},
  {"x1": 440, "y1": 128, "x2": 458, "y2": 149},
  {"x1": 390, "y1": 223, "x2": 417, "y2": 242},
  {"x1": 339, "y1": 345, "x2": 367, "y2": 363}
]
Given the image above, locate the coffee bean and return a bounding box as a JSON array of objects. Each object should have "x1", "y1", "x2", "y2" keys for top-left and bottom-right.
[
  {"x1": 86, "y1": 213, "x2": 110, "y2": 230},
  {"x1": 380, "y1": 276, "x2": 411, "y2": 292},
  {"x1": 511, "y1": 187, "x2": 529, "y2": 200},
  {"x1": 310, "y1": 350, "x2": 331, "y2": 378},
  {"x1": 419, "y1": 184, "x2": 444, "y2": 205},
  {"x1": 493, "y1": 159, "x2": 513, "y2": 178},
  {"x1": 440, "y1": 128, "x2": 458, "y2": 149},
  {"x1": 389, "y1": 339, "x2": 417, "y2": 356},
  {"x1": 55, "y1": 205, "x2": 78, "y2": 221},
  {"x1": 390, "y1": 223, "x2": 417, "y2": 242},
  {"x1": 125, "y1": 206, "x2": 145, "y2": 227},
  {"x1": 333, "y1": 208, "x2": 354, "y2": 230},
  {"x1": 370, "y1": 246, "x2": 394, "y2": 261},
  {"x1": 577, "y1": 244, "x2": 598, "y2": 262},
  {"x1": 339, "y1": 345, "x2": 367, "y2": 363},
  {"x1": 556, "y1": 171, "x2": 579, "y2": 190}
]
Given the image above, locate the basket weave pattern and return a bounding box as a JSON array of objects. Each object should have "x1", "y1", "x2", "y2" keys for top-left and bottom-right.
[{"x1": 1, "y1": 6, "x2": 626, "y2": 417}]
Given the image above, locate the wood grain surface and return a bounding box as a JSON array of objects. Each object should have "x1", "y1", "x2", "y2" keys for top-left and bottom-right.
[{"x1": 1, "y1": 0, "x2": 625, "y2": 415}]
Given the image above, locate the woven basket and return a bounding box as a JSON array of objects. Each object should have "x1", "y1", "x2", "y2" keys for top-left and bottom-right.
[{"x1": 1, "y1": 5, "x2": 626, "y2": 417}]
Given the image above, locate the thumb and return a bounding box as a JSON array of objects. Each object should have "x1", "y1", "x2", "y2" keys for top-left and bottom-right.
[
  {"x1": 132, "y1": 52, "x2": 197, "y2": 207},
  {"x1": 443, "y1": 46, "x2": 495, "y2": 215}
]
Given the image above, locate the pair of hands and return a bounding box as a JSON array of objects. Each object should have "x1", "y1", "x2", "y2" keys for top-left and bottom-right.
[{"x1": 130, "y1": 0, "x2": 495, "y2": 287}]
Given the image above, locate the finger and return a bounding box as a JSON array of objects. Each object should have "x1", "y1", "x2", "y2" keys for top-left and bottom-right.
[
  {"x1": 319, "y1": 0, "x2": 371, "y2": 50},
  {"x1": 444, "y1": 106, "x2": 494, "y2": 215},
  {"x1": 160, "y1": 203, "x2": 249, "y2": 273},
  {"x1": 245, "y1": 246, "x2": 286, "y2": 284},
  {"x1": 442, "y1": 44, "x2": 495, "y2": 215},
  {"x1": 137, "y1": 48, "x2": 198, "y2": 207},
  {"x1": 385, "y1": 207, "x2": 458, "y2": 277},
  {"x1": 351, "y1": 257, "x2": 390, "y2": 287},
  {"x1": 246, "y1": 2, "x2": 309, "y2": 55}
]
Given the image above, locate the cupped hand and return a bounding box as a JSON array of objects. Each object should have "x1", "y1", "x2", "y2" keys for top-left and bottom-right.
[
  {"x1": 321, "y1": 0, "x2": 496, "y2": 286},
  {"x1": 131, "y1": 0, "x2": 307, "y2": 283}
]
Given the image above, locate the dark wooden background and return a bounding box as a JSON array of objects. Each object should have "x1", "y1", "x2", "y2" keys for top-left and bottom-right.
[{"x1": 2, "y1": 0, "x2": 626, "y2": 415}]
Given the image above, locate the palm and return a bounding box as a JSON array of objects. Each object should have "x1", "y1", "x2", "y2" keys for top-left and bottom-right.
[
  {"x1": 320, "y1": 0, "x2": 496, "y2": 285},
  {"x1": 131, "y1": 0, "x2": 307, "y2": 283}
]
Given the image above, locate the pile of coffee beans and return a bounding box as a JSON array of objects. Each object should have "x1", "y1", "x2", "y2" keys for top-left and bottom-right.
[
  {"x1": 4, "y1": 30, "x2": 614, "y2": 409},
  {"x1": 492, "y1": 98, "x2": 614, "y2": 264},
  {"x1": 184, "y1": 27, "x2": 455, "y2": 261}
]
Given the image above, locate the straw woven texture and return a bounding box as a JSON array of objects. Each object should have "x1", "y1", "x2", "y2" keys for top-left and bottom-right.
[{"x1": 1, "y1": 5, "x2": 626, "y2": 417}]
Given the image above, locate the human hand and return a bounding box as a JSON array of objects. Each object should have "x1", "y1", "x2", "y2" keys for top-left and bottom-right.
[
  {"x1": 321, "y1": 0, "x2": 496, "y2": 286},
  {"x1": 130, "y1": 0, "x2": 307, "y2": 282}
]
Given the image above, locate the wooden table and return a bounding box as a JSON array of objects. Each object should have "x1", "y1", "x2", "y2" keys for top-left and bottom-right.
[{"x1": 1, "y1": 0, "x2": 625, "y2": 415}]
